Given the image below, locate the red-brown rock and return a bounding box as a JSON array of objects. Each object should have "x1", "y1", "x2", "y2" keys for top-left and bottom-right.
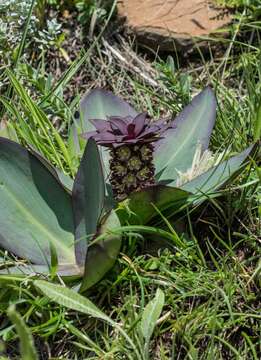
[{"x1": 117, "y1": 0, "x2": 231, "y2": 51}]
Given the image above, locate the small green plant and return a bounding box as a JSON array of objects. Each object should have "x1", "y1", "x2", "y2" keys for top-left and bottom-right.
[
  {"x1": 0, "y1": 0, "x2": 63, "y2": 68},
  {"x1": 0, "y1": 0, "x2": 38, "y2": 62},
  {"x1": 35, "y1": 18, "x2": 62, "y2": 51},
  {"x1": 75, "y1": 0, "x2": 108, "y2": 27}
]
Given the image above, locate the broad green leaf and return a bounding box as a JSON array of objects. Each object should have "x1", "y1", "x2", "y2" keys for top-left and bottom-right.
[
  {"x1": 72, "y1": 139, "x2": 105, "y2": 266},
  {"x1": 77, "y1": 88, "x2": 138, "y2": 177},
  {"x1": 155, "y1": 87, "x2": 216, "y2": 182},
  {"x1": 140, "y1": 289, "x2": 165, "y2": 346},
  {"x1": 28, "y1": 145, "x2": 74, "y2": 192},
  {"x1": 7, "y1": 305, "x2": 38, "y2": 360},
  {"x1": 80, "y1": 211, "x2": 122, "y2": 292},
  {"x1": 117, "y1": 185, "x2": 191, "y2": 225},
  {"x1": 34, "y1": 280, "x2": 109, "y2": 320},
  {"x1": 0, "y1": 138, "x2": 75, "y2": 265},
  {"x1": 180, "y1": 146, "x2": 254, "y2": 195}
]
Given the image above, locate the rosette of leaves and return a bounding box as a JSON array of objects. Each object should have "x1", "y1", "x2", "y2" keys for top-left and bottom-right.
[
  {"x1": 0, "y1": 137, "x2": 121, "y2": 292},
  {"x1": 75, "y1": 87, "x2": 255, "y2": 225}
]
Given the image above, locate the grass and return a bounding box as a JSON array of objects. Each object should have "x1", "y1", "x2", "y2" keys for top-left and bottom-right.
[{"x1": 0, "y1": 1, "x2": 260, "y2": 359}]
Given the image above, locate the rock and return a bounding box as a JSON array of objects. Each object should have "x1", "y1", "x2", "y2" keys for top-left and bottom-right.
[{"x1": 117, "y1": 0, "x2": 231, "y2": 51}]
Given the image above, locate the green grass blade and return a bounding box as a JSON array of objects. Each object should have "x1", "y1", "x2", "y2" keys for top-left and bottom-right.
[
  {"x1": 6, "y1": 70, "x2": 74, "y2": 173},
  {"x1": 7, "y1": 305, "x2": 38, "y2": 360},
  {"x1": 14, "y1": 0, "x2": 36, "y2": 67},
  {"x1": 254, "y1": 99, "x2": 261, "y2": 141}
]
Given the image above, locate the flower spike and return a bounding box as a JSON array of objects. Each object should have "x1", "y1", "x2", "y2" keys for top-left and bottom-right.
[{"x1": 82, "y1": 113, "x2": 172, "y2": 200}]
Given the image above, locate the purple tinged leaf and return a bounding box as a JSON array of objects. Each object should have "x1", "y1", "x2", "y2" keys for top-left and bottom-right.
[
  {"x1": 137, "y1": 128, "x2": 159, "y2": 138},
  {"x1": 108, "y1": 117, "x2": 129, "y2": 134},
  {"x1": 93, "y1": 133, "x2": 117, "y2": 142},
  {"x1": 81, "y1": 131, "x2": 98, "y2": 140},
  {"x1": 132, "y1": 112, "x2": 147, "y2": 135},
  {"x1": 127, "y1": 123, "x2": 136, "y2": 137},
  {"x1": 90, "y1": 119, "x2": 111, "y2": 132}
]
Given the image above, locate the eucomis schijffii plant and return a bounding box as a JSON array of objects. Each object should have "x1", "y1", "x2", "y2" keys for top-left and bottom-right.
[{"x1": 0, "y1": 86, "x2": 256, "y2": 289}]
